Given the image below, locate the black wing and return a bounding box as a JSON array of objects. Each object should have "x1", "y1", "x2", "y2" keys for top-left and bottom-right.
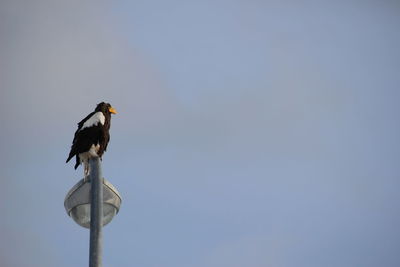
[{"x1": 66, "y1": 125, "x2": 105, "y2": 168}]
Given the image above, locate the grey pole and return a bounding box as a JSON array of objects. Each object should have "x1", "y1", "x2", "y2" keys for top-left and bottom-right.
[{"x1": 89, "y1": 157, "x2": 103, "y2": 267}]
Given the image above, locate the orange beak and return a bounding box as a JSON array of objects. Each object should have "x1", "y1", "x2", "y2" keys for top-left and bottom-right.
[{"x1": 109, "y1": 107, "x2": 117, "y2": 114}]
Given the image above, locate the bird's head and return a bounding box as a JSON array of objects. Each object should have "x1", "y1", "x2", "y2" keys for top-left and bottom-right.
[{"x1": 95, "y1": 102, "x2": 117, "y2": 115}]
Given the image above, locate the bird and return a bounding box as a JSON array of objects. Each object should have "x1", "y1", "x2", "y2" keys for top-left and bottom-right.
[{"x1": 66, "y1": 102, "x2": 117, "y2": 179}]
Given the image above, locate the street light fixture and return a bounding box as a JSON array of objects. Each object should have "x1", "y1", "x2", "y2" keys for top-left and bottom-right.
[{"x1": 64, "y1": 176, "x2": 122, "y2": 228}]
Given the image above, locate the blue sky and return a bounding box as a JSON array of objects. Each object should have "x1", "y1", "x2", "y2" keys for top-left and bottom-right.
[{"x1": 1, "y1": 0, "x2": 400, "y2": 266}]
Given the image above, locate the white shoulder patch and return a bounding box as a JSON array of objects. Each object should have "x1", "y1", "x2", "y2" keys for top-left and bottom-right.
[{"x1": 81, "y1": 112, "x2": 105, "y2": 130}]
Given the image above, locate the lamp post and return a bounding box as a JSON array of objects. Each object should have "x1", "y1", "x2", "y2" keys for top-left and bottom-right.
[
  {"x1": 89, "y1": 157, "x2": 103, "y2": 267},
  {"x1": 64, "y1": 157, "x2": 121, "y2": 267}
]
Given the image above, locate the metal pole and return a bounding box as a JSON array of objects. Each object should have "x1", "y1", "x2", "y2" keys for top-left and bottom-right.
[{"x1": 89, "y1": 157, "x2": 103, "y2": 267}]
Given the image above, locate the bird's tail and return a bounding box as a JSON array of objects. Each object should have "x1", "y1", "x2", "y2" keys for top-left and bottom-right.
[
  {"x1": 74, "y1": 154, "x2": 80, "y2": 169},
  {"x1": 66, "y1": 151, "x2": 75, "y2": 163}
]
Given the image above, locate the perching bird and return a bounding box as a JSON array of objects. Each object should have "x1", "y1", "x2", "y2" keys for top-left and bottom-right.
[{"x1": 66, "y1": 102, "x2": 117, "y2": 178}]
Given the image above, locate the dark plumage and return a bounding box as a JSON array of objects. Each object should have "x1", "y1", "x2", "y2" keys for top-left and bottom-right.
[{"x1": 66, "y1": 102, "x2": 117, "y2": 176}]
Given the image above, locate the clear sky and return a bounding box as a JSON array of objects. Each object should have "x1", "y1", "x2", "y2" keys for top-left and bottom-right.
[{"x1": 1, "y1": 0, "x2": 400, "y2": 266}]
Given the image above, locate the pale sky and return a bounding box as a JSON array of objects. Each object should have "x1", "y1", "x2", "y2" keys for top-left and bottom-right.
[{"x1": 1, "y1": 0, "x2": 400, "y2": 266}]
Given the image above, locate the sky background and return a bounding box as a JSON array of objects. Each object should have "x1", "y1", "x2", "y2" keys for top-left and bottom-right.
[{"x1": 1, "y1": 0, "x2": 400, "y2": 266}]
